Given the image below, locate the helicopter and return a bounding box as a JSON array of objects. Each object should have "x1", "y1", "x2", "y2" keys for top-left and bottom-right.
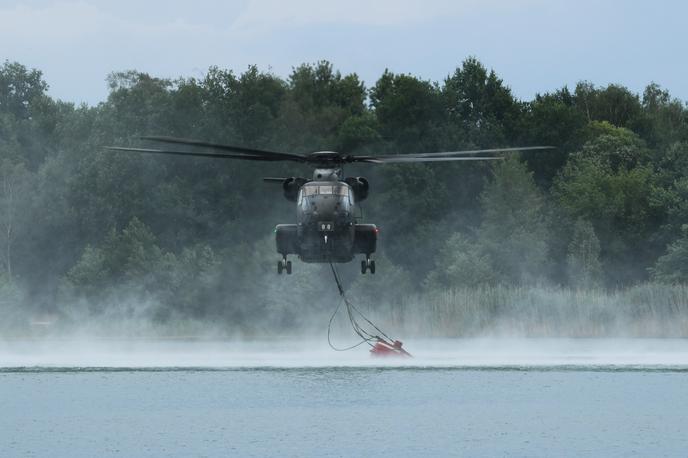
[{"x1": 107, "y1": 137, "x2": 551, "y2": 275}]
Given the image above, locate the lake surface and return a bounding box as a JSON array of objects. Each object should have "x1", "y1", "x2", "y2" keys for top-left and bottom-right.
[{"x1": 1, "y1": 339, "x2": 687, "y2": 457}]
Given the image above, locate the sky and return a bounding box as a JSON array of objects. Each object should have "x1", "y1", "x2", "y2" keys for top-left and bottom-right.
[{"x1": 0, "y1": 0, "x2": 686, "y2": 106}]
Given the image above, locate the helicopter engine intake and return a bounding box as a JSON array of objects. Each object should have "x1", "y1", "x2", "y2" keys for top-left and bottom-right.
[
  {"x1": 344, "y1": 177, "x2": 369, "y2": 202},
  {"x1": 282, "y1": 177, "x2": 308, "y2": 201}
]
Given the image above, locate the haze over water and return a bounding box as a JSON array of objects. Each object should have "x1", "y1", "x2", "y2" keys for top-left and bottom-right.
[
  {"x1": 1, "y1": 338, "x2": 687, "y2": 457},
  {"x1": 2, "y1": 338, "x2": 688, "y2": 368}
]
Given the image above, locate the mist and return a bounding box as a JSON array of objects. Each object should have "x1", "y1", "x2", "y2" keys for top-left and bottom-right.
[
  {"x1": 2, "y1": 338, "x2": 688, "y2": 369},
  {"x1": 1, "y1": 58, "x2": 688, "y2": 348}
]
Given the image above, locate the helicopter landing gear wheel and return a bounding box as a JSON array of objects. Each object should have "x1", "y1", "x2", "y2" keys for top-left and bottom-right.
[
  {"x1": 361, "y1": 257, "x2": 375, "y2": 275},
  {"x1": 278, "y1": 257, "x2": 292, "y2": 275}
]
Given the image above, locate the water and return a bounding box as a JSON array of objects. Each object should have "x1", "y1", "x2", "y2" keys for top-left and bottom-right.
[{"x1": 1, "y1": 339, "x2": 687, "y2": 457}]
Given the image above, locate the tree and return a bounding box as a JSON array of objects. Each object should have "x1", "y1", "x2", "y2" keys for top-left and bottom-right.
[
  {"x1": 66, "y1": 217, "x2": 171, "y2": 300},
  {"x1": 443, "y1": 57, "x2": 519, "y2": 146},
  {"x1": 578, "y1": 121, "x2": 651, "y2": 170},
  {"x1": 103, "y1": 71, "x2": 174, "y2": 138},
  {"x1": 0, "y1": 61, "x2": 48, "y2": 120},
  {"x1": 517, "y1": 87, "x2": 587, "y2": 185},
  {"x1": 478, "y1": 158, "x2": 549, "y2": 284},
  {"x1": 651, "y1": 225, "x2": 688, "y2": 284},
  {"x1": 335, "y1": 111, "x2": 381, "y2": 152},
  {"x1": 637, "y1": 83, "x2": 687, "y2": 147},
  {"x1": 198, "y1": 65, "x2": 287, "y2": 146},
  {"x1": 0, "y1": 160, "x2": 31, "y2": 279},
  {"x1": 554, "y1": 127, "x2": 664, "y2": 284},
  {"x1": 0, "y1": 61, "x2": 58, "y2": 168},
  {"x1": 566, "y1": 219, "x2": 603, "y2": 288},
  {"x1": 574, "y1": 82, "x2": 643, "y2": 129},
  {"x1": 0, "y1": 270, "x2": 27, "y2": 333},
  {"x1": 424, "y1": 233, "x2": 496, "y2": 289},
  {"x1": 0, "y1": 57, "x2": 687, "y2": 332},
  {"x1": 370, "y1": 70, "x2": 444, "y2": 152},
  {"x1": 276, "y1": 61, "x2": 366, "y2": 151},
  {"x1": 367, "y1": 70, "x2": 454, "y2": 277}
]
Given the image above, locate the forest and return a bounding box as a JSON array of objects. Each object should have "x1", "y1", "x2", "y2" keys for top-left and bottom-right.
[{"x1": 1, "y1": 57, "x2": 687, "y2": 337}]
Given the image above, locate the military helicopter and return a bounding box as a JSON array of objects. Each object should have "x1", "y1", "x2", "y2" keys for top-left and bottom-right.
[{"x1": 107, "y1": 137, "x2": 551, "y2": 275}]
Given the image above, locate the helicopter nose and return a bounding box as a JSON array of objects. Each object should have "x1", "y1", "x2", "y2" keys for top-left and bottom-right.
[{"x1": 306, "y1": 195, "x2": 348, "y2": 218}]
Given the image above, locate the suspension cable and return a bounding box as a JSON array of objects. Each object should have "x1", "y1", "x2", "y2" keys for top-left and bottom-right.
[{"x1": 326, "y1": 258, "x2": 396, "y2": 351}]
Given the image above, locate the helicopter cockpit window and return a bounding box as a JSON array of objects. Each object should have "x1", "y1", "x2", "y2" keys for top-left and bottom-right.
[
  {"x1": 302, "y1": 186, "x2": 318, "y2": 197},
  {"x1": 335, "y1": 186, "x2": 349, "y2": 196},
  {"x1": 301, "y1": 185, "x2": 349, "y2": 197}
]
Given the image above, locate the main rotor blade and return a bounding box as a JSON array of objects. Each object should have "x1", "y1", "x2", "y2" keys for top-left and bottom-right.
[
  {"x1": 360, "y1": 156, "x2": 505, "y2": 164},
  {"x1": 359, "y1": 145, "x2": 554, "y2": 161},
  {"x1": 141, "y1": 136, "x2": 307, "y2": 162},
  {"x1": 263, "y1": 177, "x2": 287, "y2": 182},
  {"x1": 105, "y1": 146, "x2": 284, "y2": 161}
]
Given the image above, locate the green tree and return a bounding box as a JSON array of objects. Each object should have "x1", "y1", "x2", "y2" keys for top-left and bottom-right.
[
  {"x1": 443, "y1": 57, "x2": 520, "y2": 146},
  {"x1": 1, "y1": 57, "x2": 687, "y2": 332},
  {"x1": 424, "y1": 233, "x2": 496, "y2": 289},
  {"x1": 370, "y1": 70, "x2": 444, "y2": 152},
  {"x1": 478, "y1": 158, "x2": 549, "y2": 284},
  {"x1": 566, "y1": 219, "x2": 603, "y2": 288},
  {"x1": 517, "y1": 87, "x2": 587, "y2": 185},
  {"x1": 277, "y1": 61, "x2": 366, "y2": 151},
  {"x1": 579, "y1": 121, "x2": 651, "y2": 169},
  {"x1": 0, "y1": 61, "x2": 48, "y2": 120},
  {"x1": 574, "y1": 82, "x2": 643, "y2": 129},
  {"x1": 0, "y1": 160, "x2": 32, "y2": 279},
  {"x1": 198, "y1": 65, "x2": 286, "y2": 146},
  {"x1": 554, "y1": 127, "x2": 663, "y2": 284},
  {"x1": 66, "y1": 217, "x2": 171, "y2": 298},
  {"x1": 651, "y1": 225, "x2": 688, "y2": 284},
  {"x1": 103, "y1": 71, "x2": 174, "y2": 139},
  {"x1": 636, "y1": 83, "x2": 687, "y2": 147}
]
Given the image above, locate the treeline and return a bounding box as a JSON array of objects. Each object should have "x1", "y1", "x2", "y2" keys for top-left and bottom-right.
[{"x1": 1, "y1": 58, "x2": 687, "y2": 333}]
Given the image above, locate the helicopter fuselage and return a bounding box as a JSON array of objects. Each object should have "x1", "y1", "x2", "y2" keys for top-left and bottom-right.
[{"x1": 275, "y1": 167, "x2": 377, "y2": 273}]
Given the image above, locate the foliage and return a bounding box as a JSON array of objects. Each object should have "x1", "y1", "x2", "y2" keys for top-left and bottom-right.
[
  {"x1": 651, "y1": 225, "x2": 688, "y2": 284},
  {"x1": 443, "y1": 56, "x2": 519, "y2": 146},
  {"x1": 554, "y1": 126, "x2": 665, "y2": 284},
  {"x1": 478, "y1": 158, "x2": 549, "y2": 284},
  {"x1": 0, "y1": 60, "x2": 48, "y2": 120},
  {"x1": 0, "y1": 58, "x2": 687, "y2": 332},
  {"x1": 424, "y1": 233, "x2": 496, "y2": 289},
  {"x1": 566, "y1": 219, "x2": 603, "y2": 288}
]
